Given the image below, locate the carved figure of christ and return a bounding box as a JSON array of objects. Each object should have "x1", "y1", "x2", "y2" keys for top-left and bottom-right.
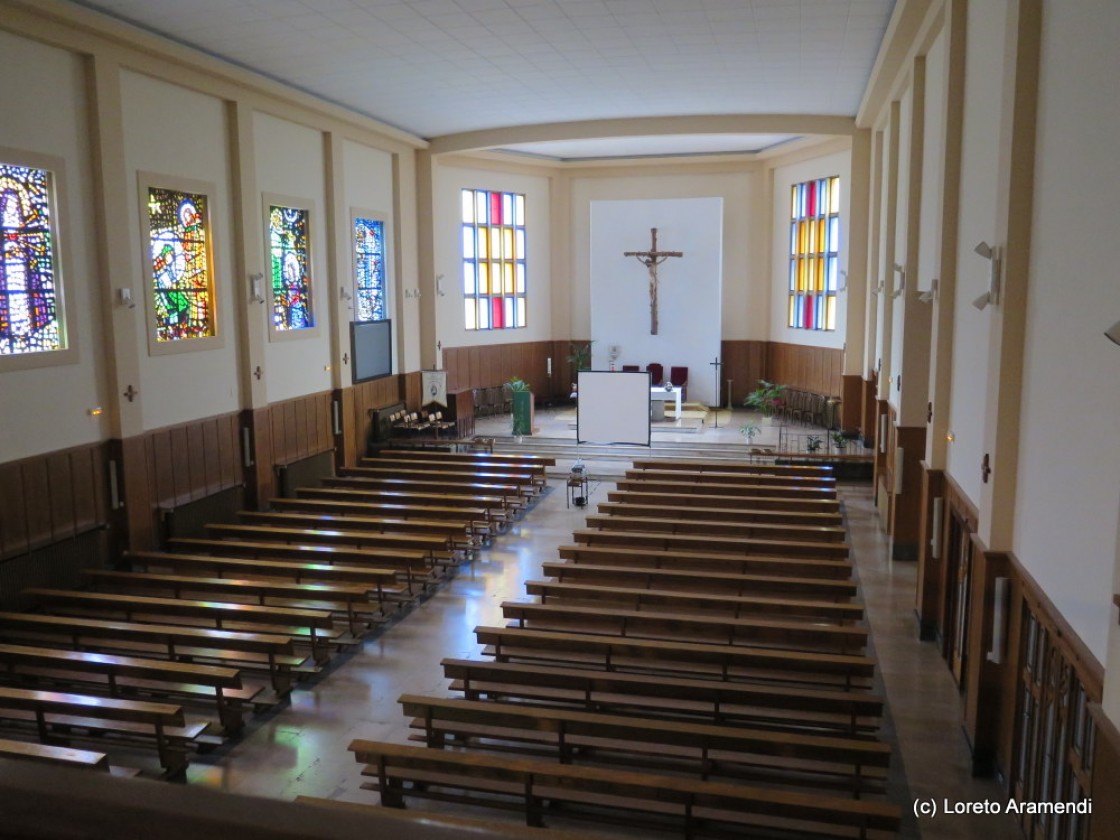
[{"x1": 624, "y1": 227, "x2": 683, "y2": 335}]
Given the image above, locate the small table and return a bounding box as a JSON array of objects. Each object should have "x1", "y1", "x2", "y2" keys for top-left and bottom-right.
[
  {"x1": 566, "y1": 472, "x2": 589, "y2": 508},
  {"x1": 650, "y1": 386, "x2": 682, "y2": 420}
]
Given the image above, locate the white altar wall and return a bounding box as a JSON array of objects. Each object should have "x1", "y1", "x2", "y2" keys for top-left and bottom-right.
[{"x1": 589, "y1": 198, "x2": 723, "y2": 406}]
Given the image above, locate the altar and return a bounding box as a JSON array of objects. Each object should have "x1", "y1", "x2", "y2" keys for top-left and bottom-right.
[{"x1": 650, "y1": 386, "x2": 682, "y2": 420}]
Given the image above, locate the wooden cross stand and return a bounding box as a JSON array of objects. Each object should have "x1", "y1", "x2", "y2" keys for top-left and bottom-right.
[{"x1": 624, "y1": 227, "x2": 683, "y2": 335}]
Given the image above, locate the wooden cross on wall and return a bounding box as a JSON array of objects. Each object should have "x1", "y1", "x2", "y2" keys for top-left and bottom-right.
[{"x1": 624, "y1": 227, "x2": 683, "y2": 335}]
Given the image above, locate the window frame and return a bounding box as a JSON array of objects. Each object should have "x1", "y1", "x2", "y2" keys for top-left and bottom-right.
[
  {"x1": 787, "y1": 175, "x2": 841, "y2": 332},
  {"x1": 262, "y1": 193, "x2": 319, "y2": 343},
  {"x1": 0, "y1": 146, "x2": 77, "y2": 372},
  {"x1": 138, "y1": 172, "x2": 224, "y2": 357},
  {"x1": 460, "y1": 187, "x2": 527, "y2": 331}
]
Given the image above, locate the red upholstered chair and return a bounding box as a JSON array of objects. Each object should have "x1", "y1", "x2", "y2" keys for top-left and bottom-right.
[
  {"x1": 621, "y1": 364, "x2": 640, "y2": 372},
  {"x1": 669, "y1": 366, "x2": 688, "y2": 399},
  {"x1": 646, "y1": 363, "x2": 664, "y2": 385}
]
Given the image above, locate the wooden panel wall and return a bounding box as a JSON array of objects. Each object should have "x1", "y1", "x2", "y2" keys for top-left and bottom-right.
[
  {"x1": 267, "y1": 391, "x2": 334, "y2": 468},
  {"x1": 720, "y1": 340, "x2": 768, "y2": 406},
  {"x1": 339, "y1": 375, "x2": 404, "y2": 467},
  {"x1": 0, "y1": 442, "x2": 111, "y2": 561},
  {"x1": 767, "y1": 342, "x2": 844, "y2": 397},
  {"x1": 443, "y1": 340, "x2": 571, "y2": 403}
]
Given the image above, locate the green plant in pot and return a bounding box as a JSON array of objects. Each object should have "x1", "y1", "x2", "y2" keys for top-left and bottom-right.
[
  {"x1": 743, "y1": 379, "x2": 787, "y2": 420},
  {"x1": 504, "y1": 376, "x2": 531, "y2": 392},
  {"x1": 740, "y1": 423, "x2": 761, "y2": 444},
  {"x1": 830, "y1": 431, "x2": 848, "y2": 451},
  {"x1": 568, "y1": 341, "x2": 593, "y2": 372},
  {"x1": 806, "y1": 435, "x2": 823, "y2": 453}
]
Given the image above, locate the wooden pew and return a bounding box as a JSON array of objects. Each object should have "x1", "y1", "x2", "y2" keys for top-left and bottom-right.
[
  {"x1": 0, "y1": 642, "x2": 254, "y2": 735},
  {"x1": 0, "y1": 737, "x2": 111, "y2": 773},
  {"x1": 377, "y1": 448, "x2": 556, "y2": 469},
  {"x1": 322, "y1": 476, "x2": 527, "y2": 512},
  {"x1": 23, "y1": 588, "x2": 341, "y2": 663},
  {"x1": 618, "y1": 475, "x2": 836, "y2": 501},
  {"x1": 350, "y1": 740, "x2": 900, "y2": 839},
  {"x1": 539, "y1": 561, "x2": 859, "y2": 601},
  {"x1": 340, "y1": 465, "x2": 540, "y2": 499},
  {"x1": 239, "y1": 510, "x2": 477, "y2": 552},
  {"x1": 204, "y1": 523, "x2": 456, "y2": 565},
  {"x1": 299, "y1": 486, "x2": 514, "y2": 529},
  {"x1": 611, "y1": 480, "x2": 841, "y2": 510},
  {"x1": 630, "y1": 458, "x2": 834, "y2": 478},
  {"x1": 583, "y1": 512, "x2": 848, "y2": 543},
  {"x1": 127, "y1": 550, "x2": 404, "y2": 599},
  {"x1": 268, "y1": 497, "x2": 491, "y2": 541},
  {"x1": 441, "y1": 657, "x2": 884, "y2": 735},
  {"x1": 500, "y1": 600, "x2": 867, "y2": 653},
  {"x1": 572, "y1": 527, "x2": 851, "y2": 561},
  {"x1": 0, "y1": 686, "x2": 201, "y2": 776},
  {"x1": 624, "y1": 467, "x2": 837, "y2": 491},
  {"x1": 604, "y1": 486, "x2": 842, "y2": 512},
  {"x1": 0, "y1": 612, "x2": 300, "y2": 694},
  {"x1": 362, "y1": 455, "x2": 548, "y2": 488},
  {"x1": 85, "y1": 569, "x2": 383, "y2": 637},
  {"x1": 597, "y1": 498, "x2": 844, "y2": 528},
  {"x1": 523, "y1": 580, "x2": 863, "y2": 623},
  {"x1": 556, "y1": 543, "x2": 855, "y2": 580},
  {"x1": 398, "y1": 694, "x2": 891, "y2": 793},
  {"x1": 475, "y1": 625, "x2": 876, "y2": 690},
  {"x1": 168, "y1": 537, "x2": 433, "y2": 595}
]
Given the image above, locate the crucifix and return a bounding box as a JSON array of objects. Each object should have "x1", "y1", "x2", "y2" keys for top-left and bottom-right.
[{"x1": 624, "y1": 227, "x2": 683, "y2": 335}]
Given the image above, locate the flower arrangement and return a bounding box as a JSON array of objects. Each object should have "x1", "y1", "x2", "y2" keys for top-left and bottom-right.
[
  {"x1": 739, "y1": 423, "x2": 761, "y2": 444},
  {"x1": 744, "y1": 379, "x2": 787, "y2": 419}
]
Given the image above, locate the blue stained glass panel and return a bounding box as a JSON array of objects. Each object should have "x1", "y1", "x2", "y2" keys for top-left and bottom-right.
[
  {"x1": 353, "y1": 216, "x2": 385, "y2": 322},
  {"x1": 269, "y1": 205, "x2": 312, "y2": 330}
]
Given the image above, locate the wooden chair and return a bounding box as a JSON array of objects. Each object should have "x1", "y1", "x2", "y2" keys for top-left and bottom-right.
[
  {"x1": 620, "y1": 364, "x2": 640, "y2": 372},
  {"x1": 668, "y1": 366, "x2": 688, "y2": 398},
  {"x1": 645, "y1": 362, "x2": 663, "y2": 385}
]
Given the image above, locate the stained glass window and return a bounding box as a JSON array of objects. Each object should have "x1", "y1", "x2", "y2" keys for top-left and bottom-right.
[
  {"x1": 0, "y1": 162, "x2": 62, "y2": 355},
  {"x1": 461, "y1": 188, "x2": 526, "y2": 330},
  {"x1": 147, "y1": 186, "x2": 214, "y2": 342},
  {"x1": 788, "y1": 176, "x2": 840, "y2": 331},
  {"x1": 268, "y1": 204, "x2": 312, "y2": 330},
  {"x1": 353, "y1": 216, "x2": 386, "y2": 322}
]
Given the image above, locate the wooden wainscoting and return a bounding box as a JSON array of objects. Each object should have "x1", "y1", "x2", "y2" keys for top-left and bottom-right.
[
  {"x1": 1088, "y1": 704, "x2": 1120, "y2": 840},
  {"x1": 889, "y1": 425, "x2": 926, "y2": 561},
  {"x1": 0, "y1": 442, "x2": 112, "y2": 561},
  {"x1": 338, "y1": 375, "x2": 404, "y2": 467},
  {"x1": 720, "y1": 341, "x2": 767, "y2": 406},
  {"x1": 766, "y1": 342, "x2": 844, "y2": 398},
  {"x1": 120, "y1": 412, "x2": 245, "y2": 549},
  {"x1": 243, "y1": 391, "x2": 337, "y2": 511},
  {"x1": 443, "y1": 340, "x2": 569, "y2": 404},
  {"x1": 915, "y1": 464, "x2": 946, "y2": 640}
]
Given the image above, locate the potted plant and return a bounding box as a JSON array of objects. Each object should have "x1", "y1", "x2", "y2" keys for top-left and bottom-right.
[
  {"x1": 830, "y1": 431, "x2": 848, "y2": 452},
  {"x1": 739, "y1": 423, "x2": 761, "y2": 444},
  {"x1": 744, "y1": 379, "x2": 787, "y2": 422},
  {"x1": 568, "y1": 341, "x2": 594, "y2": 372},
  {"x1": 806, "y1": 435, "x2": 823, "y2": 453},
  {"x1": 505, "y1": 377, "x2": 533, "y2": 437}
]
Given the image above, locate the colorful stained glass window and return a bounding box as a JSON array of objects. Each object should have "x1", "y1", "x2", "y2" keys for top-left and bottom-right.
[
  {"x1": 353, "y1": 216, "x2": 386, "y2": 322},
  {"x1": 461, "y1": 188, "x2": 526, "y2": 330},
  {"x1": 268, "y1": 204, "x2": 312, "y2": 330},
  {"x1": 788, "y1": 176, "x2": 841, "y2": 331},
  {"x1": 0, "y1": 162, "x2": 62, "y2": 355},
  {"x1": 147, "y1": 186, "x2": 214, "y2": 342}
]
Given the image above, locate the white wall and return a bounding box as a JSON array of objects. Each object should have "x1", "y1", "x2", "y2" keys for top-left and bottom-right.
[
  {"x1": 770, "y1": 149, "x2": 851, "y2": 350},
  {"x1": 1015, "y1": 0, "x2": 1120, "y2": 668},
  {"x1": 0, "y1": 31, "x2": 107, "y2": 462},
  {"x1": 120, "y1": 70, "x2": 241, "y2": 431},
  {"x1": 918, "y1": 31, "x2": 946, "y2": 295},
  {"x1": 589, "y1": 197, "x2": 722, "y2": 407},
  {"x1": 571, "y1": 170, "x2": 757, "y2": 343},
  {"x1": 253, "y1": 111, "x2": 332, "y2": 404},
  {"x1": 944, "y1": 0, "x2": 1006, "y2": 507},
  {"x1": 431, "y1": 162, "x2": 552, "y2": 355}
]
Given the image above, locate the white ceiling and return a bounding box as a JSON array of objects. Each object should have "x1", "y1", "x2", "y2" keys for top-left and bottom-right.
[{"x1": 71, "y1": 0, "x2": 896, "y2": 160}]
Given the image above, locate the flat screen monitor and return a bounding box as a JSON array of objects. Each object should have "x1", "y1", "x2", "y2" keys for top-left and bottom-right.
[{"x1": 350, "y1": 319, "x2": 393, "y2": 384}]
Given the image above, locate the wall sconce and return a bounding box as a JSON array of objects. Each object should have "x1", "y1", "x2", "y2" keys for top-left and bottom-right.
[
  {"x1": 117, "y1": 288, "x2": 136, "y2": 309},
  {"x1": 971, "y1": 241, "x2": 1001, "y2": 310},
  {"x1": 435, "y1": 274, "x2": 446, "y2": 297},
  {"x1": 404, "y1": 288, "x2": 422, "y2": 299},
  {"x1": 870, "y1": 279, "x2": 885, "y2": 296},
  {"x1": 87, "y1": 407, "x2": 104, "y2": 417},
  {"x1": 890, "y1": 263, "x2": 905, "y2": 298},
  {"x1": 339, "y1": 287, "x2": 352, "y2": 302},
  {"x1": 249, "y1": 273, "x2": 265, "y2": 303},
  {"x1": 1105, "y1": 321, "x2": 1120, "y2": 345},
  {"x1": 918, "y1": 278, "x2": 938, "y2": 303},
  {"x1": 838, "y1": 270, "x2": 848, "y2": 292}
]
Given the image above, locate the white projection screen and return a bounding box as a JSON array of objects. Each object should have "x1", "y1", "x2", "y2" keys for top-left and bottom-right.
[{"x1": 576, "y1": 370, "x2": 651, "y2": 446}]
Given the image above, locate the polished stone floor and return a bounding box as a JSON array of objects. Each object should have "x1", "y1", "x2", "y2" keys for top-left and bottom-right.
[{"x1": 181, "y1": 408, "x2": 1024, "y2": 839}]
